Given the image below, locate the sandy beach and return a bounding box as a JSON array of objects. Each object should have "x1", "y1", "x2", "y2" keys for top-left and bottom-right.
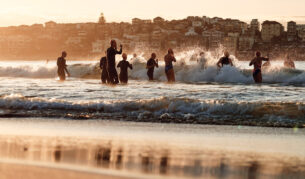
[
  {"x1": 0, "y1": 161, "x2": 139, "y2": 179},
  {"x1": 0, "y1": 118, "x2": 304, "y2": 179}
]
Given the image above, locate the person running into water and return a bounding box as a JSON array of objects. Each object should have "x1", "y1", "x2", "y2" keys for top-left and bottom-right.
[
  {"x1": 164, "y1": 48, "x2": 176, "y2": 82},
  {"x1": 249, "y1": 51, "x2": 269, "y2": 83},
  {"x1": 100, "y1": 51, "x2": 109, "y2": 84},
  {"x1": 132, "y1": 53, "x2": 138, "y2": 61},
  {"x1": 107, "y1": 40, "x2": 122, "y2": 84},
  {"x1": 217, "y1": 51, "x2": 233, "y2": 68},
  {"x1": 146, "y1": 53, "x2": 159, "y2": 81},
  {"x1": 57, "y1": 51, "x2": 70, "y2": 81},
  {"x1": 117, "y1": 53, "x2": 133, "y2": 84},
  {"x1": 284, "y1": 54, "x2": 295, "y2": 69},
  {"x1": 198, "y1": 52, "x2": 207, "y2": 69}
]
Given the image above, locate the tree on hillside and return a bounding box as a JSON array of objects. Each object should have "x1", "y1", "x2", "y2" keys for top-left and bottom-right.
[{"x1": 98, "y1": 13, "x2": 106, "y2": 24}]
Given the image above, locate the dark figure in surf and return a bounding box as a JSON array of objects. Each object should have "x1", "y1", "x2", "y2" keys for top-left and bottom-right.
[
  {"x1": 100, "y1": 51, "x2": 109, "y2": 84},
  {"x1": 107, "y1": 40, "x2": 122, "y2": 84},
  {"x1": 198, "y1": 52, "x2": 207, "y2": 69},
  {"x1": 249, "y1": 51, "x2": 269, "y2": 83},
  {"x1": 197, "y1": 52, "x2": 205, "y2": 63},
  {"x1": 217, "y1": 51, "x2": 233, "y2": 68},
  {"x1": 57, "y1": 51, "x2": 70, "y2": 81},
  {"x1": 146, "y1": 53, "x2": 159, "y2": 81},
  {"x1": 284, "y1": 54, "x2": 295, "y2": 69},
  {"x1": 117, "y1": 53, "x2": 133, "y2": 84},
  {"x1": 164, "y1": 48, "x2": 176, "y2": 82}
]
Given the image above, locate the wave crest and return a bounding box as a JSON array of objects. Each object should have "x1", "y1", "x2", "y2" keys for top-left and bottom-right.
[
  {"x1": 0, "y1": 50, "x2": 304, "y2": 85},
  {"x1": 1, "y1": 94, "x2": 304, "y2": 126}
]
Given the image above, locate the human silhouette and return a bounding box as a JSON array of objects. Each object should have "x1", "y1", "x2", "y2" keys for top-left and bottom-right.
[
  {"x1": 100, "y1": 51, "x2": 109, "y2": 84},
  {"x1": 57, "y1": 51, "x2": 70, "y2": 81},
  {"x1": 217, "y1": 51, "x2": 233, "y2": 68},
  {"x1": 107, "y1": 40, "x2": 122, "y2": 84},
  {"x1": 164, "y1": 49, "x2": 176, "y2": 82},
  {"x1": 249, "y1": 51, "x2": 269, "y2": 83},
  {"x1": 117, "y1": 53, "x2": 133, "y2": 84},
  {"x1": 146, "y1": 53, "x2": 159, "y2": 81}
]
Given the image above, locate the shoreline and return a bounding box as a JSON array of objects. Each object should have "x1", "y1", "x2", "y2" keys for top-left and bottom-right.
[{"x1": 0, "y1": 114, "x2": 303, "y2": 128}]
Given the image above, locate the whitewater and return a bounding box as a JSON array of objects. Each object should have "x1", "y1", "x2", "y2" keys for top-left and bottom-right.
[{"x1": 0, "y1": 50, "x2": 304, "y2": 127}]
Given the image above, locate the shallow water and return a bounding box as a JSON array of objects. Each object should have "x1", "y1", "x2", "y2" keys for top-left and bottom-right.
[
  {"x1": 0, "y1": 56, "x2": 304, "y2": 126},
  {"x1": 0, "y1": 119, "x2": 304, "y2": 179}
]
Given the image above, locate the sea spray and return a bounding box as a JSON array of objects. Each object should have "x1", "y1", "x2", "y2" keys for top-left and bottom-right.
[{"x1": 0, "y1": 50, "x2": 304, "y2": 84}]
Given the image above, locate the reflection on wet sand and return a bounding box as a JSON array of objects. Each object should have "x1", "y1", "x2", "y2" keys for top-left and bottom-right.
[{"x1": 0, "y1": 136, "x2": 304, "y2": 179}]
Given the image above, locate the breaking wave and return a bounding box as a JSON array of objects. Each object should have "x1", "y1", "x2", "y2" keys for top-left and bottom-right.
[
  {"x1": 0, "y1": 50, "x2": 304, "y2": 85},
  {"x1": 0, "y1": 94, "x2": 304, "y2": 127}
]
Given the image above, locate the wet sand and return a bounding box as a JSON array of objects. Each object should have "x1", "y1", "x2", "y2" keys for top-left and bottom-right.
[
  {"x1": 0, "y1": 161, "x2": 137, "y2": 179},
  {"x1": 0, "y1": 118, "x2": 304, "y2": 179}
]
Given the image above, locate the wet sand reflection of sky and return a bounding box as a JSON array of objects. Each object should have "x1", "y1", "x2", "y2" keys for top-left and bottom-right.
[{"x1": 0, "y1": 136, "x2": 304, "y2": 179}]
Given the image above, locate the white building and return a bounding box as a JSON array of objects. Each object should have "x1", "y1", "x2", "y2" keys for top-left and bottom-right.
[
  {"x1": 91, "y1": 40, "x2": 104, "y2": 53},
  {"x1": 202, "y1": 30, "x2": 225, "y2": 49},
  {"x1": 192, "y1": 21, "x2": 202, "y2": 27},
  {"x1": 297, "y1": 25, "x2": 305, "y2": 41},
  {"x1": 65, "y1": 37, "x2": 82, "y2": 45},
  {"x1": 239, "y1": 36, "x2": 255, "y2": 51},
  {"x1": 287, "y1": 21, "x2": 297, "y2": 42},
  {"x1": 261, "y1": 21, "x2": 284, "y2": 42},
  {"x1": 78, "y1": 31, "x2": 87, "y2": 37},
  {"x1": 0, "y1": 35, "x2": 32, "y2": 51},
  {"x1": 185, "y1": 28, "x2": 198, "y2": 36},
  {"x1": 250, "y1": 19, "x2": 260, "y2": 35}
]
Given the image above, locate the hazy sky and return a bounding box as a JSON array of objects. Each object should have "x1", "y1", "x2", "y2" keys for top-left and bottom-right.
[{"x1": 0, "y1": 0, "x2": 304, "y2": 26}]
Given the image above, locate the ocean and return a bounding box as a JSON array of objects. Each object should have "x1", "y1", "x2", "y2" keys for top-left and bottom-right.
[{"x1": 0, "y1": 50, "x2": 304, "y2": 127}]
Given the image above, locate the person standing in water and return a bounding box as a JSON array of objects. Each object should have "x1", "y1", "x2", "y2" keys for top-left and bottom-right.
[
  {"x1": 132, "y1": 53, "x2": 138, "y2": 61},
  {"x1": 217, "y1": 51, "x2": 233, "y2": 68},
  {"x1": 57, "y1": 51, "x2": 70, "y2": 81},
  {"x1": 284, "y1": 54, "x2": 295, "y2": 69},
  {"x1": 198, "y1": 52, "x2": 207, "y2": 69},
  {"x1": 117, "y1": 53, "x2": 133, "y2": 84},
  {"x1": 249, "y1": 51, "x2": 269, "y2": 83},
  {"x1": 107, "y1": 40, "x2": 122, "y2": 84},
  {"x1": 146, "y1": 53, "x2": 159, "y2": 81},
  {"x1": 100, "y1": 51, "x2": 109, "y2": 84},
  {"x1": 164, "y1": 48, "x2": 176, "y2": 82}
]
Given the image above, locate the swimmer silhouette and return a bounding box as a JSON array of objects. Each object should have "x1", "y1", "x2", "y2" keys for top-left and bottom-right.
[
  {"x1": 107, "y1": 40, "x2": 122, "y2": 84},
  {"x1": 117, "y1": 53, "x2": 133, "y2": 84},
  {"x1": 57, "y1": 51, "x2": 70, "y2": 81},
  {"x1": 164, "y1": 49, "x2": 176, "y2": 82},
  {"x1": 249, "y1": 51, "x2": 269, "y2": 83},
  {"x1": 146, "y1": 53, "x2": 159, "y2": 81},
  {"x1": 100, "y1": 51, "x2": 109, "y2": 84},
  {"x1": 217, "y1": 51, "x2": 233, "y2": 68}
]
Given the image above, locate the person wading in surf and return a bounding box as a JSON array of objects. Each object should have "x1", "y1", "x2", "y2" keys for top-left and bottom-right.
[
  {"x1": 117, "y1": 53, "x2": 133, "y2": 84},
  {"x1": 107, "y1": 40, "x2": 122, "y2": 84},
  {"x1": 146, "y1": 53, "x2": 159, "y2": 81},
  {"x1": 217, "y1": 51, "x2": 233, "y2": 68},
  {"x1": 57, "y1": 51, "x2": 70, "y2": 81},
  {"x1": 164, "y1": 48, "x2": 176, "y2": 83},
  {"x1": 249, "y1": 51, "x2": 269, "y2": 83},
  {"x1": 100, "y1": 51, "x2": 109, "y2": 84}
]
